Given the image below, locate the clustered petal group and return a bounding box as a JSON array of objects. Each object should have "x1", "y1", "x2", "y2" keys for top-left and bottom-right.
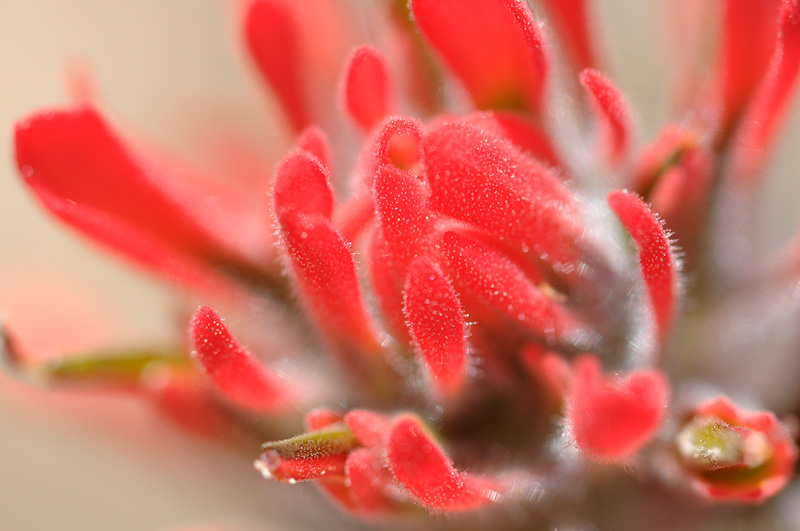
[{"x1": 6, "y1": 0, "x2": 800, "y2": 527}]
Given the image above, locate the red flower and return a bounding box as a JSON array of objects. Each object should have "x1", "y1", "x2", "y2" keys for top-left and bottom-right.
[{"x1": 6, "y1": 0, "x2": 800, "y2": 527}]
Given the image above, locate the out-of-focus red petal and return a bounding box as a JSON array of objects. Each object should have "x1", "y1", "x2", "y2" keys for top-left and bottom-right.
[
  {"x1": 566, "y1": 355, "x2": 669, "y2": 459},
  {"x1": 714, "y1": 0, "x2": 783, "y2": 135},
  {"x1": 462, "y1": 111, "x2": 562, "y2": 168},
  {"x1": 273, "y1": 150, "x2": 334, "y2": 219},
  {"x1": 520, "y1": 344, "x2": 572, "y2": 400},
  {"x1": 13, "y1": 106, "x2": 264, "y2": 293},
  {"x1": 386, "y1": 414, "x2": 498, "y2": 510},
  {"x1": 374, "y1": 164, "x2": 435, "y2": 278},
  {"x1": 607, "y1": 190, "x2": 678, "y2": 344},
  {"x1": 243, "y1": 0, "x2": 310, "y2": 133},
  {"x1": 345, "y1": 409, "x2": 392, "y2": 448},
  {"x1": 731, "y1": 0, "x2": 800, "y2": 184},
  {"x1": 340, "y1": 46, "x2": 396, "y2": 131},
  {"x1": 422, "y1": 120, "x2": 578, "y2": 269},
  {"x1": 190, "y1": 306, "x2": 293, "y2": 413},
  {"x1": 365, "y1": 228, "x2": 411, "y2": 342},
  {"x1": 345, "y1": 448, "x2": 397, "y2": 512},
  {"x1": 305, "y1": 408, "x2": 344, "y2": 431},
  {"x1": 441, "y1": 231, "x2": 583, "y2": 346},
  {"x1": 295, "y1": 126, "x2": 331, "y2": 169},
  {"x1": 539, "y1": 0, "x2": 597, "y2": 73},
  {"x1": 277, "y1": 210, "x2": 382, "y2": 365},
  {"x1": 580, "y1": 69, "x2": 633, "y2": 167},
  {"x1": 410, "y1": 0, "x2": 549, "y2": 114},
  {"x1": 403, "y1": 257, "x2": 467, "y2": 397}
]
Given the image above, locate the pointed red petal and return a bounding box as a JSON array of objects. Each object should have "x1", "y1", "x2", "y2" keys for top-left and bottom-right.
[
  {"x1": 403, "y1": 257, "x2": 467, "y2": 397},
  {"x1": 539, "y1": 0, "x2": 597, "y2": 72},
  {"x1": 580, "y1": 69, "x2": 633, "y2": 166},
  {"x1": 190, "y1": 306, "x2": 293, "y2": 413},
  {"x1": 441, "y1": 231, "x2": 583, "y2": 345},
  {"x1": 340, "y1": 45, "x2": 396, "y2": 131},
  {"x1": 715, "y1": 0, "x2": 783, "y2": 134},
  {"x1": 386, "y1": 414, "x2": 497, "y2": 510},
  {"x1": 732, "y1": 0, "x2": 800, "y2": 183},
  {"x1": 273, "y1": 150, "x2": 334, "y2": 219},
  {"x1": 243, "y1": 0, "x2": 310, "y2": 133},
  {"x1": 607, "y1": 190, "x2": 678, "y2": 343},
  {"x1": 13, "y1": 106, "x2": 256, "y2": 291},
  {"x1": 566, "y1": 355, "x2": 669, "y2": 459},
  {"x1": 410, "y1": 0, "x2": 549, "y2": 114},
  {"x1": 295, "y1": 126, "x2": 331, "y2": 169},
  {"x1": 374, "y1": 164, "x2": 435, "y2": 278},
  {"x1": 278, "y1": 210, "x2": 381, "y2": 360},
  {"x1": 422, "y1": 120, "x2": 578, "y2": 269}
]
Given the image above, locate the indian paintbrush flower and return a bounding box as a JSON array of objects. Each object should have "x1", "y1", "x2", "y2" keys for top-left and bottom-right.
[{"x1": 5, "y1": 0, "x2": 800, "y2": 528}]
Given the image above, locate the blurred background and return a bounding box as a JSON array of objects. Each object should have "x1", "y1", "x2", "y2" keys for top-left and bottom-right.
[{"x1": 2, "y1": 1, "x2": 800, "y2": 530}]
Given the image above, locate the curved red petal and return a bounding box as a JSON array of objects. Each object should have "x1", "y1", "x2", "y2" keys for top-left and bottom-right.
[
  {"x1": 607, "y1": 190, "x2": 678, "y2": 344},
  {"x1": 374, "y1": 164, "x2": 435, "y2": 278},
  {"x1": 422, "y1": 120, "x2": 578, "y2": 269},
  {"x1": 539, "y1": 0, "x2": 597, "y2": 72},
  {"x1": 441, "y1": 231, "x2": 583, "y2": 346},
  {"x1": 403, "y1": 257, "x2": 467, "y2": 397},
  {"x1": 273, "y1": 150, "x2": 335, "y2": 219},
  {"x1": 462, "y1": 111, "x2": 562, "y2": 168},
  {"x1": 731, "y1": 0, "x2": 800, "y2": 183},
  {"x1": 410, "y1": 0, "x2": 549, "y2": 114},
  {"x1": 566, "y1": 355, "x2": 669, "y2": 459},
  {"x1": 340, "y1": 45, "x2": 396, "y2": 131},
  {"x1": 580, "y1": 69, "x2": 634, "y2": 166},
  {"x1": 13, "y1": 106, "x2": 261, "y2": 292},
  {"x1": 243, "y1": 0, "x2": 310, "y2": 133},
  {"x1": 386, "y1": 414, "x2": 495, "y2": 510},
  {"x1": 278, "y1": 210, "x2": 381, "y2": 361},
  {"x1": 295, "y1": 126, "x2": 331, "y2": 169},
  {"x1": 190, "y1": 306, "x2": 292, "y2": 413}
]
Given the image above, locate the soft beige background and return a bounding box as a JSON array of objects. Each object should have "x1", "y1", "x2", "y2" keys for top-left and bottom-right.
[{"x1": 2, "y1": 1, "x2": 800, "y2": 530}]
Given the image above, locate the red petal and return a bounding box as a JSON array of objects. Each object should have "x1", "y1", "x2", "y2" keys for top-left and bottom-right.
[
  {"x1": 273, "y1": 150, "x2": 334, "y2": 219},
  {"x1": 374, "y1": 164, "x2": 435, "y2": 278},
  {"x1": 278, "y1": 210, "x2": 381, "y2": 361},
  {"x1": 365, "y1": 227, "x2": 411, "y2": 341},
  {"x1": 441, "y1": 231, "x2": 583, "y2": 345},
  {"x1": 714, "y1": 0, "x2": 783, "y2": 134},
  {"x1": 580, "y1": 69, "x2": 633, "y2": 167},
  {"x1": 13, "y1": 106, "x2": 257, "y2": 292},
  {"x1": 190, "y1": 306, "x2": 293, "y2": 413},
  {"x1": 345, "y1": 449, "x2": 396, "y2": 512},
  {"x1": 422, "y1": 120, "x2": 578, "y2": 269},
  {"x1": 295, "y1": 126, "x2": 331, "y2": 169},
  {"x1": 566, "y1": 355, "x2": 669, "y2": 459},
  {"x1": 403, "y1": 257, "x2": 467, "y2": 397},
  {"x1": 410, "y1": 0, "x2": 549, "y2": 114},
  {"x1": 243, "y1": 0, "x2": 310, "y2": 133},
  {"x1": 731, "y1": 0, "x2": 800, "y2": 183},
  {"x1": 607, "y1": 190, "x2": 678, "y2": 344},
  {"x1": 386, "y1": 414, "x2": 497, "y2": 510},
  {"x1": 539, "y1": 0, "x2": 597, "y2": 72},
  {"x1": 305, "y1": 408, "x2": 344, "y2": 431},
  {"x1": 345, "y1": 409, "x2": 392, "y2": 448},
  {"x1": 340, "y1": 45, "x2": 396, "y2": 131}
]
